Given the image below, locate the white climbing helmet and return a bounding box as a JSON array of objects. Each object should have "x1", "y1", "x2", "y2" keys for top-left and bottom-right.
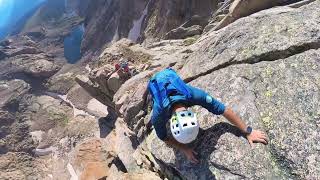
[{"x1": 170, "y1": 109, "x2": 199, "y2": 144}]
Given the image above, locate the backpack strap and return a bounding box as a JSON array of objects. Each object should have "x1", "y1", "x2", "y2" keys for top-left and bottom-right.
[
  {"x1": 148, "y1": 78, "x2": 164, "y2": 108},
  {"x1": 167, "y1": 73, "x2": 191, "y2": 99},
  {"x1": 148, "y1": 68, "x2": 191, "y2": 109}
]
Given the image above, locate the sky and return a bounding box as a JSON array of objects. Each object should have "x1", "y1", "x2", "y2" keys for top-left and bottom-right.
[
  {"x1": 0, "y1": 0, "x2": 14, "y2": 27},
  {"x1": 0, "y1": 0, "x2": 47, "y2": 39}
]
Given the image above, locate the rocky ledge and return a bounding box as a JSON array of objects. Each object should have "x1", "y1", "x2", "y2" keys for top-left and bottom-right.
[{"x1": 0, "y1": 0, "x2": 319, "y2": 180}]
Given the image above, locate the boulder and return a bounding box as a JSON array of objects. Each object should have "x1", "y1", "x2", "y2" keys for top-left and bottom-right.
[
  {"x1": 7, "y1": 46, "x2": 40, "y2": 57},
  {"x1": 46, "y1": 72, "x2": 77, "y2": 94},
  {"x1": 72, "y1": 138, "x2": 115, "y2": 180},
  {"x1": 92, "y1": 38, "x2": 151, "y2": 72},
  {"x1": 0, "y1": 152, "x2": 44, "y2": 180},
  {"x1": 113, "y1": 70, "x2": 155, "y2": 128},
  {"x1": 165, "y1": 25, "x2": 203, "y2": 40},
  {"x1": 0, "y1": 116, "x2": 35, "y2": 154},
  {"x1": 80, "y1": 162, "x2": 110, "y2": 180},
  {"x1": 42, "y1": 115, "x2": 100, "y2": 152},
  {"x1": 106, "y1": 165, "x2": 161, "y2": 180},
  {"x1": 86, "y1": 98, "x2": 109, "y2": 117},
  {"x1": 107, "y1": 72, "x2": 125, "y2": 94},
  {"x1": 0, "y1": 80, "x2": 35, "y2": 154},
  {"x1": 0, "y1": 39, "x2": 13, "y2": 47},
  {"x1": 88, "y1": 64, "x2": 118, "y2": 96},
  {"x1": 114, "y1": 119, "x2": 138, "y2": 172},
  {"x1": 181, "y1": 15, "x2": 210, "y2": 29},
  {"x1": 0, "y1": 79, "x2": 30, "y2": 109},
  {"x1": 23, "y1": 95, "x2": 73, "y2": 132},
  {"x1": 211, "y1": 0, "x2": 300, "y2": 31},
  {"x1": 75, "y1": 74, "x2": 115, "y2": 110},
  {"x1": 0, "y1": 53, "x2": 61, "y2": 79},
  {"x1": 24, "y1": 29, "x2": 46, "y2": 40},
  {"x1": 10, "y1": 54, "x2": 60, "y2": 78},
  {"x1": 67, "y1": 84, "x2": 93, "y2": 111},
  {"x1": 0, "y1": 46, "x2": 41, "y2": 61}
]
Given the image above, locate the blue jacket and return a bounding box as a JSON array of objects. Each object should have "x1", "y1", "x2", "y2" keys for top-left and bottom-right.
[{"x1": 151, "y1": 84, "x2": 226, "y2": 140}]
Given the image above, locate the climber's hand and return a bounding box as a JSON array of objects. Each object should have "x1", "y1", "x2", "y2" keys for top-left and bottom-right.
[
  {"x1": 181, "y1": 147, "x2": 199, "y2": 164},
  {"x1": 246, "y1": 130, "x2": 268, "y2": 146}
]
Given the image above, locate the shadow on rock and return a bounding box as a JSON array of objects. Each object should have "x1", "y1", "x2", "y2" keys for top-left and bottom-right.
[
  {"x1": 98, "y1": 108, "x2": 117, "y2": 138},
  {"x1": 173, "y1": 122, "x2": 246, "y2": 179}
]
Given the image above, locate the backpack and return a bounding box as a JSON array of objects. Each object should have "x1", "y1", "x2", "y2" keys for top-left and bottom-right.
[{"x1": 148, "y1": 68, "x2": 191, "y2": 109}]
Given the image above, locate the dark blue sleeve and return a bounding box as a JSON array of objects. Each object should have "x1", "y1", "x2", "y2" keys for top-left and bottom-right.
[
  {"x1": 187, "y1": 85, "x2": 226, "y2": 115},
  {"x1": 151, "y1": 109, "x2": 168, "y2": 141}
]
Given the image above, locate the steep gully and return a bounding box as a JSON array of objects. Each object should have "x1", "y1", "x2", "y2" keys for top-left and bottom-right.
[{"x1": 128, "y1": 0, "x2": 150, "y2": 42}]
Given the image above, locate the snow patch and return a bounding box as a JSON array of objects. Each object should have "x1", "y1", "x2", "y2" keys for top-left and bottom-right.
[
  {"x1": 33, "y1": 146, "x2": 57, "y2": 156},
  {"x1": 128, "y1": 0, "x2": 150, "y2": 42},
  {"x1": 67, "y1": 163, "x2": 78, "y2": 180},
  {"x1": 85, "y1": 64, "x2": 91, "y2": 72},
  {"x1": 46, "y1": 92, "x2": 93, "y2": 118},
  {"x1": 0, "y1": 84, "x2": 9, "y2": 88},
  {"x1": 58, "y1": 94, "x2": 92, "y2": 117},
  {"x1": 30, "y1": 130, "x2": 45, "y2": 143},
  {"x1": 113, "y1": 24, "x2": 119, "y2": 42}
]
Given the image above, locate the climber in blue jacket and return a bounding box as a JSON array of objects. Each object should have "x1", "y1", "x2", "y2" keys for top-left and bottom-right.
[{"x1": 148, "y1": 68, "x2": 268, "y2": 163}]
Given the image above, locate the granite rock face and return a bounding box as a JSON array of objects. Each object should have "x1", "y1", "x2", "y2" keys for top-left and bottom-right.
[
  {"x1": 148, "y1": 49, "x2": 320, "y2": 179},
  {"x1": 0, "y1": 80, "x2": 38, "y2": 179},
  {"x1": 0, "y1": 152, "x2": 46, "y2": 180},
  {"x1": 208, "y1": 0, "x2": 300, "y2": 32},
  {"x1": 0, "y1": 79, "x2": 30, "y2": 109},
  {"x1": 147, "y1": 1, "x2": 320, "y2": 179},
  {"x1": 81, "y1": 0, "x2": 148, "y2": 52},
  {"x1": 1, "y1": 0, "x2": 319, "y2": 179},
  {"x1": 0, "y1": 37, "x2": 62, "y2": 81},
  {"x1": 82, "y1": 0, "x2": 221, "y2": 53},
  {"x1": 164, "y1": 25, "x2": 203, "y2": 40},
  {"x1": 180, "y1": 2, "x2": 320, "y2": 81},
  {"x1": 0, "y1": 80, "x2": 33, "y2": 153},
  {"x1": 80, "y1": 0, "x2": 304, "y2": 56}
]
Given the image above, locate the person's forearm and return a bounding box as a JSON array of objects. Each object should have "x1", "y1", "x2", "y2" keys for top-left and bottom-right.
[
  {"x1": 223, "y1": 107, "x2": 247, "y2": 133},
  {"x1": 164, "y1": 137, "x2": 187, "y2": 150}
]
